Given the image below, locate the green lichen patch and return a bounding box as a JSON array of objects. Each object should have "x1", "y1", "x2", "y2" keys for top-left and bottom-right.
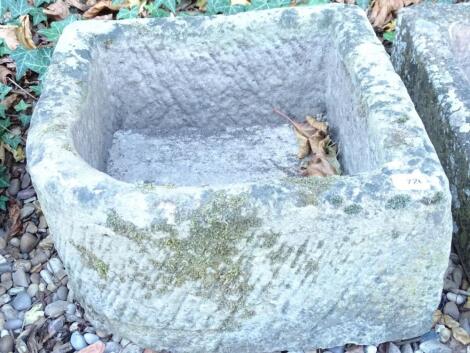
[
  {"x1": 386, "y1": 194, "x2": 411, "y2": 210},
  {"x1": 343, "y1": 204, "x2": 362, "y2": 215},
  {"x1": 328, "y1": 194, "x2": 344, "y2": 207},
  {"x1": 106, "y1": 210, "x2": 153, "y2": 247},
  {"x1": 73, "y1": 243, "x2": 109, "y2": 279},
  {"x1": 285, "y1": 176, "x2": 335, "y2": 206},
  {"x1": 420, "y1": 191, "x2": 444, "y2": 205},
  {"x1": 151, "y1": 192, "x2": 262, "y2": 318}
]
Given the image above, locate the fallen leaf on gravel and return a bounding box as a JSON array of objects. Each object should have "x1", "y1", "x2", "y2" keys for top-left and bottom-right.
[
  {"x1": 78, "y1": 341, "x2": 105, "y2": 353},
  {"x1": 7, "y1": 201, "x2": 21, "y2": 237},
  {"x1": 0, "y1": 26, "x2": 19, "y2": 50},
  {"x1": 24, "y1": 304, "x2": 45, "y2": 326},
  {"x1": 16, "y1": 15, "x2": 36, "y2": 49},
  {"x1": 0, "y1": 66, "x2": 13, "y2": 84},
  {"x1": 83, "y1": 0, "x2": 121, "y2": 18},
  {"x1": 65, "y1": 0, "x2": 89, "y2": 11},
  {"x1": 452, "y1": 326, "x2": 470, "y2": 345},
  {"x1": 368, "y1": 0, "x2": 420, "y2": 29},
  {"x1": 44, "y1": 0, "x2": 70, "y2": 20},
  {"x1": 5, "y1": 144, "x2": 25, "y2": 162},
  {"x1": 1, "y1": 93, "x2": 18, "y2": 109},
  {"x1": 441, "y1": 314, "x2": 460, "y2": 329}
]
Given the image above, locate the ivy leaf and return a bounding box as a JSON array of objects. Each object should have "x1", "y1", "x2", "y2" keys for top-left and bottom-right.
[
  {"x1": 19, "y1": 113, "x2": 30, "y2": 126},
  {"x1": 0, "y1": 83, "x2": 11, "y2": 100},
  {"x1": 0, "y1": 105, "x2": 5, "y2": 119},
  {"x1": 145, "y1": 3, "x2": 170, "y2": 16},
  {"x1": 0, "y1": 39, "x2": 11, "y2": 57},
  {"x1": 29, "y1": 7, "x2": 47, "y2": 25},
  {"x1": 116, "y1": 6, "x2": 139, "y2": 19},
  {"x1": 30, "y1": 83, "x2": 42, "y2": 95},
  {"x1": 10, "y1": 46, "x2": 53, "y2": 79},
  {"x1": 38, "y1": 15, "x2": 78, "y2": 42},
  {"x1": 1, "y1": 132, "x2": 21, "y2": 149},
  {"x1": 0, "y1": 195, "x2": 8, "y2": 210},
  {"x1": 6, "y1": 0, "x2": 32, "y2": 18},
  {"x1": 14, "y1": 99, "x2": 30, "y2": 112},
  {"x1": 207, "y1": 0, "x2": 245, "y2": 14},
  {"x1": 154, "y1": 0, "x2": 176, "y2": 12},
  {"x1": 246, "y1": 0, "x2": 290, "y2": 11},
  {"x1": 0, "y1": 117, "x2": 11, "y2": 131},
  {"x1": 383, "y1": 31, "x2": 396, "y2": 42},
  {"x1": 0, "y1": 165, "x2": 9, "y2": 188}
]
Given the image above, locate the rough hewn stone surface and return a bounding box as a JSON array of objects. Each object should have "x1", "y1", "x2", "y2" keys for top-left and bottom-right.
[
  {"x1": 392, "y1": 4, "x2": 470, "y2": 275},
  {"x1": 27, "y1": 5, "x2": 452, "y2": 353}
]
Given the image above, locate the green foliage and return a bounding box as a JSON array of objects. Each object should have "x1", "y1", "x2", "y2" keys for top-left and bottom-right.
[
  {"x1": 0, "y1": 195, "x2": 8, "y2": 210},
  {"x1": 38, "y1": 15, "x2": 78, "y2": 42},
  {"x1": 145, "y1": 3, "x2": 170, "y2": 16},
  {"x1": 206, "y1": 0, "x2": 291, "y2": 15},
  {"x1": 0, "y1": 166, "x2": 8, "y2": 188},
  {"x1": 0, "y1": 105, "x2": 6, "y2": 119},
  {"x1": 19, "y1": 114, "x2": 31, "y2": 126},
  {"x1": 29, "y1": 7, "x2": 47, "y2": 25},
  {"x1": 14, "y1": 99, "x2": 30, "y2": 112},
  {"x1": 0, "y1": 83, "x2": 11, "y2": 100},
  {"x1": 2, "y1": 132, "x2": 21, "y2": 148},
  {"x1": 5, "y1": 0, "x2": 32, "y2": 18},
  {"x1": 0, "y1": 39, "x2": 11, "y2": 57},
  {"x1": 383, "y1": 31, "x2": 396, "y2": 42},
  {"x1": 11, "y1": 46, "x2": 53, "y2": 79},
  {"x1": 154, "y1": 0, "x2": 177, "y2": 12},
  {"x1": 117, "y1": 6, "x2": 139, "y2": 19}
]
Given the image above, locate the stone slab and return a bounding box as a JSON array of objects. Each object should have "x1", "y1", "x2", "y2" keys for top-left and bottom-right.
[
  {"x1": 27, "y1": 5, "x2": 452, "y2": 353},
  {"x1": 392, "y1": 3, "x2": 470, "y2": 275}
]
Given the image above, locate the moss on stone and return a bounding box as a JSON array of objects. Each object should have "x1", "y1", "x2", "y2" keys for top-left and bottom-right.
[
  {"x1": 420, "y1": 191, "x2": 444, "y2": 205},
  {"x1": 329, "y1": 194, "x2": 344, "y2": 207},
  {"x1": 73, "y1": 243, "x2": 109, "y2": 279},
  {"x1": 343, "y1": 204, "x2": 362, "y2": 215},
  {"x1": 386, "y1": 194, "x2": 411, "y2": 210},
  {"x1": 284, "y1": 176, "x2": 335, "y2": 206}
]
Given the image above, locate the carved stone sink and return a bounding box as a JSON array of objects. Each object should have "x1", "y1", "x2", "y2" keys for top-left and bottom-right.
[{"x1": 27, "y1": 5, "x2": 452, "y2": 353}]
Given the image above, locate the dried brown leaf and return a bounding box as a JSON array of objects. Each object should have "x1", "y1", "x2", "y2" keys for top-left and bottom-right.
[
  {"x1": 441, "y1": 314, "x2": 460, "y2": 329},
  {"x1": 16, "y1": 15, "x2": 36, "y2": 50},
  {"x1": 0, "y1": 66, "x2": 13, "y2": 84},
  {"x1": 369, "y1": 0, "x2": 420, "y2": 29},
  {"x1": 0, "y1": 25, "x2": 19, "y2": 50},
  {"x1": 452, "y1": 327, "x2": 470, "y2": 345},
  {"x1": 44, "y1": 0, "x2": 70, "y2": 20},
  {"x1": 65, "y1": 0, "x2": 89, "y2": 10},
  {"x1": 83, "y1": 0, "x2": 121, "y2": 18},
  {"x1": 1, "y1": 93, "x2": 18, "y2": 110},
  {"x1": 301, "y1": 155, "x2": 337, "y2": 177},
  {"x1": 306, "y1": 115, "x2": 328, "y2": 134},
  {"x1": 7, "y1": 202, "x2": 21, "y2": 237}
]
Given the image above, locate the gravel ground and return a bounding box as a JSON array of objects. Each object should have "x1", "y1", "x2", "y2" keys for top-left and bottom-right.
[{"x1": 0, "y1": 161, "x2": 468, "y2": 353}]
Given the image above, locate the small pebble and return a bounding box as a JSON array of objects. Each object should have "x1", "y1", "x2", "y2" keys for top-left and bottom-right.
[
  {"x1": 20, "y1": 173, "x2": 30, "y2": 189},
  {"x1": 446, "y1": 292, "x2": 466, "y2": 305},
  {"x1": 400, "y1": 343, "x2": 413, "y2": 353},
  {"x1": 11, "y1": 292, "x2": 31, "y2": 311},
  {"x1": 104, "y1": 341, "x2": 122, "y2": 353},
  {"x1": 419, "y1": 339, "x2": 452, "y2": 353},
  {"x1": 40, "y1": 269, "x2": 54, "y2": 285},
  {"x1": 71, "y1": 332, "x2": 88, "y2": 351},
  {"x1": 452, "y1": 266, "x2": 463, "y2": 287},
  {"x1": 19, "y1": 204, "x2": 35, "y2": 220},
  {"x1": 0, "y1": 264, "x2": 11, "y2": 275},
  {"x1": 443, "y1": 301, "x2": 460, "y2": 320},
  {"x1": 48, "y1": 317, "x2": 65, "y2": 336},
  {"x1": 78, "y1": 341, "x2": 105, "y2": 353},
  {"x1": 17, "y1": 188, "x2": 35, "y2": 200},
  {"x1": 7, "y1": 179, "x2": 20, "y2": 197},
  {"x1": 1, "y1": 305, "x2": 17, "y2": 321},
  {"x1": 55, "y1": 286, "x2": 68, "y2": 301},
  {"x1": 19, "y1": 233, "x2": 38, "y2": 254},
  {"x1": 0, "y1": 295, "x2": 9, "y2": 306},
  {"x1": 44, "y1": 300, "x2": 69, "y2": 318},
  {"x1": 27, "y1": 284, "x2": 38, "y2": 298},
  {"x1": 0, "y1": 335, "x2": 13, "y2": 353},
  {"x1": 84, "y1": 333, "x2": 100, "y2": 345},
  {"x1": 12, "y1": 269, "x2": 29, "y2": 288},
  {"x1": 387, "y1": 343, "x2": 400, "y2": 353},
  {"x1": 8, "y1": 238, "x2": 19, "y2": 248},
  {"x1": 4, "y1": 319, "x2": 22, "y2": 330},
  {"x1": 24, "y1": 223, "x2": 37, "y2": 234}
]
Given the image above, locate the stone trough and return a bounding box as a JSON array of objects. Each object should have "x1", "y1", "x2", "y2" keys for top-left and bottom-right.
[
  {"x1": 27, "y1": 5, "x2": 452, "y2": 353},
  {"x1": 392, "y1": 3, "x2": 470, "y2": 277}
]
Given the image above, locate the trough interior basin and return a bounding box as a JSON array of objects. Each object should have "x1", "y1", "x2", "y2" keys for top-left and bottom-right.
[
  {"x1": 450, "y1": 22, "x2": 470, "y2": 83},
  {"x1": 73, "y1": 24, "x2": 380, "y2": 186}
]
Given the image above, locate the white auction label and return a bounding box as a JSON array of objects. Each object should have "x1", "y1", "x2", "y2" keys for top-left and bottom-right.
[{"x1": 391, "y1": 170, "x2": 440, "y2": 191}]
